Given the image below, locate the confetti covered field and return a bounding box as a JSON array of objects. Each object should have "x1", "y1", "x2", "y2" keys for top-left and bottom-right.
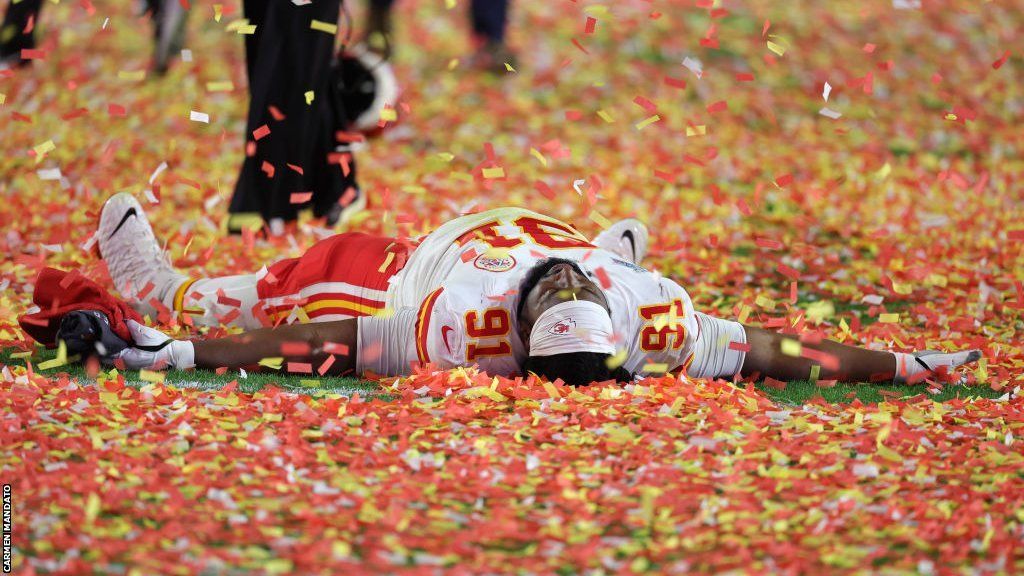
[{"x1": 2, "y1": 0, "x2": 1024, "y2": 573}]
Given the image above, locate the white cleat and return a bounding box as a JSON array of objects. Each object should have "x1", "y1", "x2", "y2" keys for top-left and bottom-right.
[
  {"x1": 593, "y1": 218, "x2": 650, "y2": 264},
  {"x1": 97, "y1": 193, "x2": 185, "y2": 319}
]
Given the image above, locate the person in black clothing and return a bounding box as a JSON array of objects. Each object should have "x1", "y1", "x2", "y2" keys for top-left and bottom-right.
[
  {"x1": 228, "y1": 0, "x2": 362, "y2": 235},
  {"x1": 365, "y1": 0, "x2": 514, "y2": 73},
  {"x1": 0, "y1": 0, "x2": 187, "y2": 72},
  {"x1": 0, "y1": 0, "x2": 39, "y2": 67}
]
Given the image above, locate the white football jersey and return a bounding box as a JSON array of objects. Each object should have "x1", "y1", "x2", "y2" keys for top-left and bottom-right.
[{"x1": 357, "y1": 207, "x2": 698, "y2": 378}]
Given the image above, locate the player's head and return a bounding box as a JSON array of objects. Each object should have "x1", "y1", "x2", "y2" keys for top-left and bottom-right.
[{"x1": 516, "y1": 258, "x2": 632, "y2": 386}]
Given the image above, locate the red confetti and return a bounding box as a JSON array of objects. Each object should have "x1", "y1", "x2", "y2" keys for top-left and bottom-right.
[{"x1": 252, "y1": 124, "x2": 270, "y2": 140}]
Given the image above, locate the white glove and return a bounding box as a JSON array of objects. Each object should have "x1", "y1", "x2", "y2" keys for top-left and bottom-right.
[{"x1": 111, "y1": 320, "x2": 196, "y2": 370}]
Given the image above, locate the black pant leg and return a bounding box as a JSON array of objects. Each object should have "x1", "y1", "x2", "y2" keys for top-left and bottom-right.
[
  {"x1": 470, "y1": 0, "x2": 508, "y2": 43},
  {"x1": 230, "y1": 0, "x2": 352, "y2": 224},
  {"x1": 0, "y1": 0, "x2": 43, "y2": 58}
]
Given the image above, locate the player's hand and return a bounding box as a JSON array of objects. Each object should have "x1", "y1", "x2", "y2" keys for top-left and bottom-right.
[{"x1": 108, "y1": 320, "x2": 195, "y2": 370}]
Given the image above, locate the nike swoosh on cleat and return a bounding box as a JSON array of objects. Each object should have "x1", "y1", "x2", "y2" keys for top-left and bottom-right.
[
  {"x1": 107, "y1": 207, "x2": 138, "y2": 240},
  {"x1": 621, "y1": 230, "x2": 637, "y2": 262}
]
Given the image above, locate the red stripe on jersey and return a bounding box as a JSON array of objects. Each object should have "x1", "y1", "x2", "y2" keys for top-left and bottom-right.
[{"x1": 416, "y1": 287, "x2": 445, "y2": 365}]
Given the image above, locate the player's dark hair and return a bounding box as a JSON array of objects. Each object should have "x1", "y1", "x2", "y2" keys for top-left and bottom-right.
[
  {"x1": 523, "y1": 352, "x2": 634, "y2": 387},
  {"x1": 516, "y1": 257, "x2": 588, "y2": 319}
]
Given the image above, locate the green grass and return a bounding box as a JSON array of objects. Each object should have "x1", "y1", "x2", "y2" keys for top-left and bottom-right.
[
  {"x1": 754, "y1": 378, "x2": 1004, "y2": 405},
  {"x1": 3, "y1": 346, "x2": 1004, "y2": 405},
  {"x1": 1, "y1": 346, "x2": 384, "y2": 398}
]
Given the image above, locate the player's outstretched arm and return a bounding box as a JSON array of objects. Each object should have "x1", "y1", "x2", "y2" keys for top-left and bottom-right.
[
  {"x1": 741, "y1": 325, "x2": 981, "y2": 384},
  {"x1": 192, "y1": 320, "x2": 357, "y2": 375},
  {"x1": 115, "y1": 319, "x2": 358, "y2": 376}
]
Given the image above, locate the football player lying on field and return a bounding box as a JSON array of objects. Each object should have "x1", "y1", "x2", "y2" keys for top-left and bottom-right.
[{"x1": 97, "y1": 193, "x2": 981, "y2": 385}]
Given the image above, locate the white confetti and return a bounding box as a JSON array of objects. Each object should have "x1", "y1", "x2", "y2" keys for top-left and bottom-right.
[
  {"x1": 819, "y1": 107, "x2": 842, "y2": 119},
  {"x1": 190, "y1": 110, "x2": 210, "y2": 123},
  {"x1": 37, "y1": 168, "x2": 62, "y2": 180},
  {"x1": 823, "y1": 81, "x2": 832, "y2": 102},
  {"x1": 853, "y1": 463, "x2": 880, "y2": 478},
  {"x1": 861, "y1": 294, "x2": 885, "y2": 305},
  {"x1": 149, "y1": 161, "x2": 168, "y2": 184},
  {"x1": 181, "y1": 49, "x2": 192, "y2": 62},
  {"x1": 80, "y1": 233, "x2": 98, "y2": 252},
  {"x1": 682, "y1": 56, "x2": 703, "y2": 78}
]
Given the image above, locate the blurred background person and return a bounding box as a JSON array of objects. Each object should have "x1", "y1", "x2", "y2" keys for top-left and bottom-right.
[
  {"x1": 0, "y1": 0, "x2": 188, "y2": 73},
  {"x1": 364, "y1": 0, "x2": 515, "y2": 73}
]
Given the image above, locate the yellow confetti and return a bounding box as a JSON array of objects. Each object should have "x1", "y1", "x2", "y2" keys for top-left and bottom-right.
[
  {"x1": 642, "y1": 363, "x2": 669, "y2": 374},
  {"x1": 781, "y1": 339, "x2": 802, "y2": 357},
  {"x1": 542, "y1": 381, "x2": 561, "y2": 399},
  {"x1": 378, "y1": 251, "x2": 395, "y2": 273},
  {"x1": 85, "y1": 493, "x2": 101, "y2": 523},
  {"x1": 878, "y1": 313, "x2": 900, "y2": 323},
  {"x1": 737, "y1": 304, "x2": 751, "y2": 324},
  {"x1": 236, "y1": 24, "x2": 256, "y2": 35},
  {"x1": 37, "y1": 340, "x2": 67, "y2": 370},
  {"x1": 530, "y1": 148, "x2": 547, "y2": 166},
  {"x1": 766, "y1": 40, "x2": 786, "y2": 56},
  {"x1": 604, "y1": 348, "x2": 627, "y2": 369},
  {"x1": 464, "y1": 386, "x2": 507, "y2": 402},
  {"x1": 206, "y1": 81, "x2": 235, "y2": 92},
  {"x1": 118, "y1": 70, "x2": 146, "y2": 81},
  {"x1": 806, "y1": 300, "x2": 835, "y2": 324},
  {"x1": 635, "y1": 115, "x2": 661, "y2": 130},
  {"x1": 482, "y1": 167, "x2": 505, "y2": 179},
  {"x1": 139, "y1": 369, "x2": 165, "y2": 383},
  {"x1": 588, "y1": 210, "x2": 612, "y2": 229},
  {"x1": 214, "y1": 4, "x2": 222, "y2": 21},
  {"x1": 332, "y1": 541, "x2": 352, "y2": 558},
  {"x1": 755, "y1": 295, "x2": 776, "y2": 310},
  {"x1": 685, "y1": 125, "x2": 707, "y2": 137},
  {"x1": 264, "y1": 559, "x2": 293, "y2": 575},
  {"x1": 259, "y1": 357, "x2": 284, "y2": 369},
  {"x1": 305, "y1": 90, "x2": 315, "y2": 105},
  {"x1": 380, "y1": 107, "x2": 397, "y2": 122},
  {"x1": 596, "y1": 109, "x2": 615, "y2": 123},
  {"x1": 33, "y1": 139, "x2": 55, "y2": 163},
  {"x1": 310, "y1": 19, "x2": 338, "y2": 34}
]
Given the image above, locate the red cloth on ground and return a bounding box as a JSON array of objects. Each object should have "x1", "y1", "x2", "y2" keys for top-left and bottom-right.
[{"x1": 19, "y1": 267, "x2": 142, "y2": 347}]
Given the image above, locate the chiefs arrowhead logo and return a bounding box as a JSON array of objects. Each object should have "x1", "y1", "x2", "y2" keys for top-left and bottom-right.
[
  {"x1": 548, "y1": 318, "x2": 576, "y2": 335},
  {"x1": 473, "y1": 253, "x2": 517, "y2": 272}
]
